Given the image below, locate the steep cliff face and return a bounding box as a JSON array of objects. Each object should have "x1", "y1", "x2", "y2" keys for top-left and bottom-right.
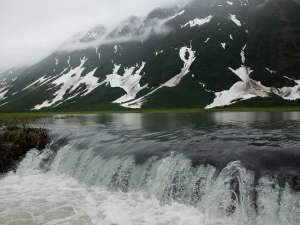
[{"x1": 0, "y1": 0, "x2": 299, "y2": 111}]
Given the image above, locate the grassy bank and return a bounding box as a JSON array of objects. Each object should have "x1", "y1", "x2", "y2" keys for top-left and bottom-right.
[
  {"x1": 0, "y1": 113, "x2": 50, "y2": 126},
  {"x1": 1, "y1": 106, "x2": 300, "y2": 125}
]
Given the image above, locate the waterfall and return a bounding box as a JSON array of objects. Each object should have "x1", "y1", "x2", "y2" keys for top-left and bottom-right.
[
  {"x1": 1, "y1": 112, "x2": 300, "y2": 225},
  {"x1": 0, "y1": 142, "x2": 297, "y2": 225}
]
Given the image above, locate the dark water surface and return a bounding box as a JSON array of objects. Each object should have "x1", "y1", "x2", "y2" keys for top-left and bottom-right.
[
  {"x1": 43, "y1": 112, "x2": 300, "y2": 174},
  {"x1": 0, "y1": 112, "x2": 299, "y2": 225}
]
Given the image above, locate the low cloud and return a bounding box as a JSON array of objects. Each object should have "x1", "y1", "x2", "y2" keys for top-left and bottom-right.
[
  {"x1": 0, "y1": 0, "x2": 189, "y2": 71},
  {"x1": 61, "y1": 15, "x2": 177, "y2": 51}
]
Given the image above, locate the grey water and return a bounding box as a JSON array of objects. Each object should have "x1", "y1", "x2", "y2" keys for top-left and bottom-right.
[{"x1": 0, "y1": 112, "x2": 300, "y2": 225}]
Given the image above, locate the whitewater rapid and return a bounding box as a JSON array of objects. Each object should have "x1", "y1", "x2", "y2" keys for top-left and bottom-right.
[
  {"x1": 0, "y1": 113, "x2": 300, "y2": 225},
  {"x1": 0, "y1": 149, "x2": 299, "y2": 225}
]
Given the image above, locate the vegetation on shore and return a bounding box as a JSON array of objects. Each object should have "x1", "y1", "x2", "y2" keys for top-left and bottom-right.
[{"x1": 0, "y1": 126, "x2": 49, "y2": 173}]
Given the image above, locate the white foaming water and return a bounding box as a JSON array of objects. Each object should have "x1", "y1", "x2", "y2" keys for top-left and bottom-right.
[{"x1": 0, "y1": 144, "x2": 299, "y2": 225}]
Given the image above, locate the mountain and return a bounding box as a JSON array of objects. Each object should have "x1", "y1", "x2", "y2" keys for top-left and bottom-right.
[{"x1": 1, "y1": 0, "x2": 300, "y2": 112}]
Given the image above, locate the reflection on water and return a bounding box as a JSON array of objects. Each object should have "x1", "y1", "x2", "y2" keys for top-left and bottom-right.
[
  {"x1": 0, "y1": 112, "x2": 299, "y2": 225},
  {"x1": 44, "y1": 111, "x2": 300, "y2": 128},
  {"x1": 41, "y1": 112, "x2": 300, "y2": 147},
  {"x1": 35, "y1": 112, "x2": 300, "y2": 173}
]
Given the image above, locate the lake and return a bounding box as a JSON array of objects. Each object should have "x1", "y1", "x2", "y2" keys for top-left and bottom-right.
[{"x1": 0, "y1": 112, "x2": 299, "y2": 225}]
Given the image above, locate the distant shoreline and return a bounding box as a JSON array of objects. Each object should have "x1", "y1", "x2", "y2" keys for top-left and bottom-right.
[{"x1": 1, "y1": 106, "x2": 300, "y2": 125}]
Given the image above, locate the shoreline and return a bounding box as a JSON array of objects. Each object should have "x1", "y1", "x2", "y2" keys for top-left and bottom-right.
[
  {"x1": 1, "y1": 106, "x2": 300, "y2": 124},
  {"x1": 0, "y1": 126, "x2": 49, "y2": 173}
]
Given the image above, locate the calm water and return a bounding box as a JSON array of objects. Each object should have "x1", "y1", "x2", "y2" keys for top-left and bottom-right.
[{"x1": 0, "y1": 112, "x2": 299, "y2": 225}]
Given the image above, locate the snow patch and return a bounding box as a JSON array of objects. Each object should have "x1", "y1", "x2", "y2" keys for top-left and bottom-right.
[
  {"x1": 67, "y1": 56, "x2": 71, "y2": 67},
  {"x1": 114, "y1": 45, "x2": 119, "y2": 54},
  {"x1": 155, "y1": 50, "x2": 164, "y2": 56},
  {"x1": 55, "y1": 58, "x2": 59, "y2": 66},
  {"x1": 182, "y1": 15, "x2": 213, "y2": 28},
  {"x1": 34, "y1": 57, "x2": 100, "y2": 110},
  {"x1": 0, "y1": 81, "x2": 10, "y2": 100},
  {"x1": 0, "y1": 101, "x2": 8, "y2": 107},
  {"x1": 206, "y1": 82, "x2": 257, "y2": 108},
  {"x1": 164, "y1": 47, "x2": 196, "y2": 87},
  {"x1": 228, "y1": 66, "x2": 253, "y2": 82},
  {"x1": 96, "y1": 47, "x2": 101, "y2": 60},
  {"x1": 241, "y1": 44, "x2": 247, "y2": 64},
  {"x1": 278, "y1": 78, "x2": 300, "y2": 100},
  {"x1": 23, "y1": 76, "x2": 51, "y2": 91},
  {"x1": 206, "y1": 45, "x2": 270, "y2": 109},
  {"x1": 199, "y1": 82, "x2": 205, "y2": 88},
  {"x1": 229, "y1": 14, "x2": 242, "y2": 27},
  {"x1": 105, "y1": 62, "x2": 147, "y2": 104},
  {"x1": 206, "y1": 70, "x2": 272, "y2": 109},
  {"x1": 0, "y1": 88, "x2": 8, "y2": 100},
  {"x1": 122, "y1": 46, "x2": 196, "y2": 109},
  {"x1": 207, "y1": 45, "x2": 300, "y2": 108},
  {"x1": 265, "y1": 67, "x2": 277, "y2": 74},
  {"x1": 168, "y1": 10, "x2": 185, "y2": 21}
]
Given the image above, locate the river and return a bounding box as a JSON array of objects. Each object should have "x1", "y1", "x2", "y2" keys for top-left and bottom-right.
[{"x1": 0, "y1": 112, "x2": 299, "y2": 225}]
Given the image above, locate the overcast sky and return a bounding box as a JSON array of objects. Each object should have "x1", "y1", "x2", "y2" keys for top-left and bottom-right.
[{"x1": 0, "y1": 0, "x2": 188, "y2": 71}]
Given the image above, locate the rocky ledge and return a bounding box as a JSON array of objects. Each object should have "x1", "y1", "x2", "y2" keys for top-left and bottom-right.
[{"x1": 0, "y1": 126, "x2": 49, "y2": 173}]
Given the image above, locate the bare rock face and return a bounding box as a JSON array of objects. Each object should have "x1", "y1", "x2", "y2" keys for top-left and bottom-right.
[{"x1": 0, "y1": 126, "x2": 49, "y2": 173}]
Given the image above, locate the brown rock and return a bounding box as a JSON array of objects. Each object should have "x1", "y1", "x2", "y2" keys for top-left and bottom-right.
[{"x1": 0, "y1": 126, "x2": 49, "y2": 173}]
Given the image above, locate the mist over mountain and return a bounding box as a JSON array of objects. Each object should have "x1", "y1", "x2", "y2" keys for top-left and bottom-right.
[
  {"x1": 0, "y1": 0, "x2": 189, "y2": 70},
  {"x1": 0, "y1": 0, "x2": 300, "y2": 111}
]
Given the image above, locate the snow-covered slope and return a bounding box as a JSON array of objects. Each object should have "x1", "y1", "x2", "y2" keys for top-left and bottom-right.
[{"x1": 1, "y1": 0, "x2": 300, "y2": 111}]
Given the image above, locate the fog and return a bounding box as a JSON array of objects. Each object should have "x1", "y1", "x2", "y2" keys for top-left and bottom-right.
[{"x1": 0, "y1": 0, "x2": 189, "y2": 71}]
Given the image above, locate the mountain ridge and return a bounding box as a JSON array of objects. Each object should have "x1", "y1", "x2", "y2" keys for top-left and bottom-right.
[{"x1": 0, "y1": 0, "x2": 299, "y2": 112}]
